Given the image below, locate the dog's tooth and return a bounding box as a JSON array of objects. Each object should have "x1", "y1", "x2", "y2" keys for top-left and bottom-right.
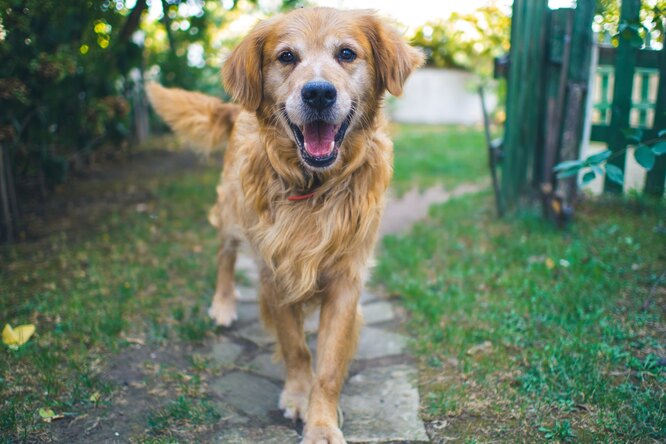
[
  {"x1": 329, "y1": 141, "x2": 334, "y2": 152},
  {"x1": 304, "y1": 142, "x2": 310, "y2": 152}
]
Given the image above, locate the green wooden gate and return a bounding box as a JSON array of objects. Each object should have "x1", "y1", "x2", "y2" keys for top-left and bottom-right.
[{"x1": 498, "y1": 0, "x2": 665, "y2": 220}]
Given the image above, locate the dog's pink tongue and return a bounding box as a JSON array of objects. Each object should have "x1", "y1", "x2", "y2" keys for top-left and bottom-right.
[{"x1": 303, "y1": 122, "x2": 336, "y2": 157}]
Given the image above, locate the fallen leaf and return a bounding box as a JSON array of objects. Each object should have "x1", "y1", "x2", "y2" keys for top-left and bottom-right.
[
  {"x1": 38, "y1": 407, "x2": 64, "y2": 423},
  {"x1": 545, "y1": 258, "x2": 555, "y2": 269},
  {"x1": 466, "y1": 341, "x2": 493, "y2": 356},
  {"x1": 3, "y1": 324, "x2": 36, "y2": 349},
  {"x1": 89, "y1": 392, "x2": 101, "y2": 404}
]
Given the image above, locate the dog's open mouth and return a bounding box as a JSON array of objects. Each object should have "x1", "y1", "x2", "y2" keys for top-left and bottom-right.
[{"x1": 287, "y1": 111, "x2": 353, "y2": 169}]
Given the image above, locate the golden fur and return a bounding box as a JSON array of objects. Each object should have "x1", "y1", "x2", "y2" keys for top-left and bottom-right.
[{"x1": 147, "y1": 7, "x2": 422, "y2": 443}]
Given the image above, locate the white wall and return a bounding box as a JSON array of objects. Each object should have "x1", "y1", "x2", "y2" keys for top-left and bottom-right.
[{"x1": 390, "y1": 67, "x2": 497, "y2": 125}]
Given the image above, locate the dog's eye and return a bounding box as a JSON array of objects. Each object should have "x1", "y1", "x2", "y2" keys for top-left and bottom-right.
[
  {"x1": 338, "y1": 48, "x2": 356, "y2": 63},
  {"x1": 278, "y1": 51, "x2": 296, "y2": 64}
]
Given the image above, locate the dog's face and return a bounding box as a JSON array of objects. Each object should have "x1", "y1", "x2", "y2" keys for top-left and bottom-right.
[{"x1": 223, "y1": 8, "x2": 423, "y2": 172}]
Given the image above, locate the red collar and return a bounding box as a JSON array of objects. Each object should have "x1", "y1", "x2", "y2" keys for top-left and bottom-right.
[{"x1": 287, "y1": 191, "x2": 317, "y2": 202}]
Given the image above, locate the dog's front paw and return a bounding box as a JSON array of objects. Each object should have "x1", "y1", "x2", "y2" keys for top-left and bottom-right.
[
  {"x1": 208, "y1": 293, "x2": 238, "y2": 327},
  {"x1": 300, "y1": 425, "x2": 346, "y2": 444},
  {"x1": 279, "y1": 382, "x2": 310, "y2": 422}
]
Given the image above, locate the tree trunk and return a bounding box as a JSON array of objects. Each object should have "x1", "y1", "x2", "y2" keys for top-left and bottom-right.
[{"x1": 119, "y1": 0, "x2": 148, "y2": 43}]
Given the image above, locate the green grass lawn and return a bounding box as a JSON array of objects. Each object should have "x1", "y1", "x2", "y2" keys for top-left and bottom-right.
[
  {"x1": 0, "y1": 153, "x2": 223, "y2": 441},
  {"x1": 390, "y1": 124, "x2": 487, "y2": 193},
  {"x1": 373, "y1": 192, "x2": 666, "y2": 442}
]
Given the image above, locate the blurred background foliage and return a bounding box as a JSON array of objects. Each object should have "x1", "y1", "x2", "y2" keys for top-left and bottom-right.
[
  {"x1": 0, "y1": 0, "x2": 306, "y2": 222},
  {"x1": 0, "y1": 0, "x2": 664, "y2": 243},
  {"x1": 410, "y1": 3, "x2": 511, "y2": 76}
]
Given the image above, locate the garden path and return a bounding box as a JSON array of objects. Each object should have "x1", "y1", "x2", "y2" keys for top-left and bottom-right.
[{"x1": 206, "y1": 182, "x2": 485, "y2": 443}]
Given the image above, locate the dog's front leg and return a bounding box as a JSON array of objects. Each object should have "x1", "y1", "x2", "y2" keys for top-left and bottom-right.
[
  {"x1": 302, "y1": 278, "x2": 362, "y2": 444},
  {"x1": 272, "y1": 302, "x2": 314, "y2": 422}
]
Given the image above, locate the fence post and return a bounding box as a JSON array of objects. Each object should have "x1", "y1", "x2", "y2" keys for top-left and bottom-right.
[
  {"x1": 556, "y1": 0, "x2": 595, "y2": 205},
  {"x1": 502, "y1": 0, "x2": 550, "y2": 207},
  {"x1": 645, "y1": 42, "x2": 666, "y2": 195},
  {"x1": 604, "y1": 0, "x2": 641, "y2": 193}
]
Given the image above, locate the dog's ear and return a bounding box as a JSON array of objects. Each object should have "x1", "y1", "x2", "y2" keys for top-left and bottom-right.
[
  {"x1": 363, "y1": 14, "x2": 424, "y2": 96},
  {"x1": 222, "y1": 19, "x2": 272, "y2": 111}
]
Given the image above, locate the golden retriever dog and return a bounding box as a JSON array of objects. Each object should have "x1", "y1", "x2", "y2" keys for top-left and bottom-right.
[{"x1": 147, "y1": 7, "x2": 422, "y2": 443}]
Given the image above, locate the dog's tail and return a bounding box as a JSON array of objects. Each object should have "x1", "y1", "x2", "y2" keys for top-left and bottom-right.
[{"x1": 146, "y1": 83, "x2": 241, "y2": 154}]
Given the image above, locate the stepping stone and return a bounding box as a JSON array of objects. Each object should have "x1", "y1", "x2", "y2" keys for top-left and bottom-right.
[
  {"x1": 355, "y1": 326, "x2": 407, "y2": 360},
  {"x1": 235, "y1": 322, "x2": 275, "y2": 346},
  {"x1": 211, "y1": 338, "x2": 244, "y2": 366},
  {"x1": 304, "y1": 308, "x2": 320, "y2": 333},
  {"x1": 341, "y1": 364, "x2": 429, "y2": 443},
  {"x1": 236, "y1": 254, "x2": 260, "y2": 283},
  {"x1": 214, "y1": 425, "x2": 300, "y2": 443},
  {"x1": 360, "y1": 289, "x2": 378, "y2": 304},
  {"x1": 248, "y1": 352, "x2": 285, "y2": 381},
  {"x1": 212, "y1": 401, "x2": 248, "y2": 425},
  {"x1": 361, "y1": 301, "x2": 394, "y2": 325},
  {"x1": 236, "y1": 302, "x2": 259, "y2": 322},
  {"x1": 237, "y1": 286, "x2": 258, "y2": 302},
  {"x1": 211, "y1": 372, "x2": 280, "y2": 423}
]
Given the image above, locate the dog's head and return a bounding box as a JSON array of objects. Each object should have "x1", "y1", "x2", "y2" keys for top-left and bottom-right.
[{"x1": 223, "y1": 7, "x2": 423, "y2": 172}]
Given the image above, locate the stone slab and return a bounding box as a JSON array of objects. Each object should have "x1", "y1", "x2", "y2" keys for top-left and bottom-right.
[
  {"x1": 236, "y1": 302, "x2": 260, "y2": 323},
  {"x1": 355, "y1": 326, "x2": 407, "y2": 360},
  {"x1": 211, "y1": 372, "x2": 280, "y2": 423},
  {"x1": 235, "y1": 322, "x2": 275, "y2": 347},
  {"x1": 211, "y1": 338, "x2": 244, "y2": 366},
  {"x1": 341, "y1": 365, "x2": 429, "y2": 443},
  {"x1": 237, "y1": 285, "x2": 258, "y2": 302},
  {"x1": 360, "y1": 289, "x2": 379, "y2": 304},
  {"x1": 236, "y1": 254, "x2": 260, "y2": 284},
  {"x1": 248, "y1": 352, "x2": 285, "y2": 382},
  {"x1": 304, "y1": 308, "x2": 320, "y2": 333},
  {"x1": 361, "y1": 301, "x2": 394, "y2": 325}
]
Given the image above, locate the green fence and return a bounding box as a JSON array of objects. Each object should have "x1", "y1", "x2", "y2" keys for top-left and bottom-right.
[
  {"x1": 590, "y1": 13, "x2": 666, "y2": 196},
  {"x1": 499, "y1": 0, "x2": 665, "y2": 222}
]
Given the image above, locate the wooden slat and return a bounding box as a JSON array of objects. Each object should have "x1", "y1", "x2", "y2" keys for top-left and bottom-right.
[
  {"x1": 556, "y1": 0, "x2": 595, "y2": 205},
  {"x1": 604, "y1": 0, "x2": 640, "y2": 194},
  {"x1": 645, "y1": 42, "x2": 666, "y2": 195},
  {"x1": 598, "y1": 45, "x2": 660, "y2": 68},
  {"x1": 591, "y1": 124, "x2": 611, "y2": 142},
  {"x1": 501, "y1": 0, "x2": 550, "y2": 206},
  {"x1": 540, "y1": 8, "x2": 573, "y2": 186}
]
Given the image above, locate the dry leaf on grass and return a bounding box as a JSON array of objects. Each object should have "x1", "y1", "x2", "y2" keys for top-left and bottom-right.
[{"x1": 2, "y1": 324, "x2": 36, "y2": 349}]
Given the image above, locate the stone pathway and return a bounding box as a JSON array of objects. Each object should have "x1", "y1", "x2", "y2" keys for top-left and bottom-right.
[
  {"x1": 207, "y1": 183, "x2": 486, "y2": 443},
  {"x1": 208, "y1": 259, "x2": 428, "y2": 443}
]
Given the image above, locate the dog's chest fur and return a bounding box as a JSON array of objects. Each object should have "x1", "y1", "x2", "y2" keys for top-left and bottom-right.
[{"x1": 219, "y1": 112, "x2": 392, "y2": 302}]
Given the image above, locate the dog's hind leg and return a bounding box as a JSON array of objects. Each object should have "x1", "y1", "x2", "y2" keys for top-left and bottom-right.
[{"x1": 208, "y1": 237, "x2": 240, "y2": 327}]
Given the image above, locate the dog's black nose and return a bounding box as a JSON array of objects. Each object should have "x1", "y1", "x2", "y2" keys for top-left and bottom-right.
[{"x1": 301, "y1": 81, "x2": 337, "y2": 111}]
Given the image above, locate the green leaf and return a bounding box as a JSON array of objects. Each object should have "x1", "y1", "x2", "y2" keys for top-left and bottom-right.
[
  {"x1": 621, "y1": 128, "x2": 643, "y2": 143},
  {"x1": 557, "y1": 168, "x2": 580, "y2": 179},
  {"x1": 553, "y1": 160, "x2": 583, "y2": 172},
  {"x1": 652, "y1": 141, "x2": 666, "y2": 155},
  {"x1": 606, "y1": 164, "x2": 624, "y2": 185},
  {"x1": 582, "y1": 170, "x2": 596, "y2": 185},
  {"x1": 634, "y1": 145, "x2": 655, "y2": 170},
  {"x1": 585, "y1": 150, "x2": 612, "y2": 165},
  {"x1": 38, "y1": 408, "x2": 55, "y2": 419}
]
